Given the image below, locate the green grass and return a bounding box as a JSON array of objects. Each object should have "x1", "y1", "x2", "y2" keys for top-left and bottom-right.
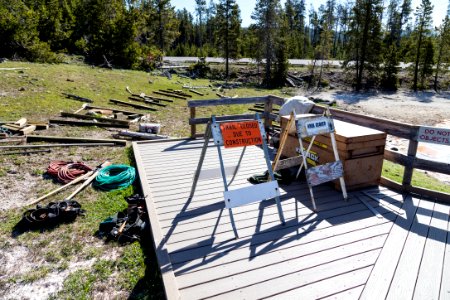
[
  {"x1": 0, "y1": 61, "x2": 286, "y2": 137},
  {"x1": 382, "y1": 160, "x2": 450, "y2": 193}
]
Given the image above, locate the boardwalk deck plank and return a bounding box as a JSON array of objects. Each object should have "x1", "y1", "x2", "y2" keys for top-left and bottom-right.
[
  {"x1": 133, "y1": 139, "x2": 450, "y2": 300},
  {"x1": 413, "y1": 201, "x2": 449, "y2": 299}
]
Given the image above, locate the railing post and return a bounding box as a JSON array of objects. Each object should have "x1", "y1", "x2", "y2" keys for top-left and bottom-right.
[
  {"x1": 264, "y1": 96, "x2": 273, "y2": 130},
  {"x1": 190, "y1": 107, "x2": 196, "y2": 139},
  {"x1": 402, "y1": 139, "x2": 418, "y2": 190}
]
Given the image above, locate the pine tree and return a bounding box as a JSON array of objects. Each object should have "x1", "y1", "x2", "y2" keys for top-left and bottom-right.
[
  {"x1": 252, "y1": 0, "x2": 286, "y2": 87},
  {"x1": 411, "y1": 0, "x2": 434, "y2": 91},
  {"x1": 195, "y1": 0, "x2": 207, "y2": 50},
  {"x1": 147, "y1": 0, "x2": 179, "y2": 53},
  {"x1": 345, "y1": 0, "x2": 383, "y2": 90},
  {"x1": 216, "y1": 0, "x2": 241, "y2": 79},
  {"x1": 433, "y1": 6, "x2": 450, "y2": 91}
]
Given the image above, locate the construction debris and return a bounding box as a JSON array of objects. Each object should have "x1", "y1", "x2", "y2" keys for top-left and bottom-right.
[
  {"x1": 118, "y1": 130, "x2": 168, "y2": 140},
  {"x1": 84, "y1": 104, "x2": 143, "y2": 116},
  {"x1": 62, "y1": 93, "x2": 94, "y2": 103},
  {"x1": 153, "y1": 90, "x2": 186, "y2": 100},
  {"x1": 127, "y1": 96, "x2": 166, "y2": 107},
  {"x1": 0, "y1": 118, "x2": 37, "y2": 136},
  {"x1": 49, "y1": 119, "x2": 130, "y2": 128},
  {"x1": 0, "y1": 143, "x2": 117, "y2": 150},
  {"x1": 60, "y1": 112, "x2": 130, "y2": 126},
  {"x1": 26, "y1": 135, "x2": 127, "y2": 146},
  {"x1": 189, "y1": 89, "x2": 204, "y2": 96},
  {"x1": 0, "y1": 149, "x2": 51, "y2": 156},
  {"x1": 109, "y1": 99, "x2": 158, "y2": 111}
]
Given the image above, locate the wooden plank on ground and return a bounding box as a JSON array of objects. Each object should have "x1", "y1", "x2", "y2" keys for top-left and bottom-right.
[
  {"x1": 84, "y1": 104, "x2": 143, "y2": 116},
  {"x1": 60, "y1": 112, "x2": 130, "y2": 125},
  {"x1": 109, "y1": 99, "x2": 157, "y2": 111},
  {"x1": 26, "y1": 135, "x2": 126, "y2": 146},
  {"x1": 19, "y1": 125, "x2": 36, "y2": 135},
  {"x1": 413, "y1": 202, "x2": 449, "y2": 300},
  {"x1": 49, "y1": 119, "x2": 129, "y2": 128},
  {"x1": 154, "y1": 90, "x2": 186, "y2": 99},
  {"x1": 360, "y1": 196, "x2": 420, "y2": 300}
]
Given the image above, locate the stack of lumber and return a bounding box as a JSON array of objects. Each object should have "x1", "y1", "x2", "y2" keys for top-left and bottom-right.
[{"x1": 0, "y1": 118, "x2": 40, "y2": 136}]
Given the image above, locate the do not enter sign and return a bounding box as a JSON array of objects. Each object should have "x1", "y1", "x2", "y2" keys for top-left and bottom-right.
[{"x1": 220, "y1": 120, "x2": 263, "y2": 148}]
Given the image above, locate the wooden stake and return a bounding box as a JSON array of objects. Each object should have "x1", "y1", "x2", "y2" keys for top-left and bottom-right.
[
  {"x1": 26, "y1": 171, "x2": 93, "y2": 206},
  {"x1": 272, "y1": 111, "x2": 295, "y2": 171},
  {"x1": 65, "y1": 161, "x2": 111, "y2": 200}
]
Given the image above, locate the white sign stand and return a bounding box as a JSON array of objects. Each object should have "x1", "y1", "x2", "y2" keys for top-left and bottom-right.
[
  {"x1": 295, "y1": 112, "x2": 348, "y2": 211},
  {"x1": 189, "y1": 114, "x2": 285, "y2": 239}
]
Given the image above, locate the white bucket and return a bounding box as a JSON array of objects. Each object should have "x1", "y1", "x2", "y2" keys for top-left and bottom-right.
[{"x1": 139, "y1": 123, "x2": 161, "y2": 134}]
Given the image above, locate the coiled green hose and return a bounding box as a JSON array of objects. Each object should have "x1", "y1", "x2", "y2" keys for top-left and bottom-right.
[{"x1": 93, "y1": 164, "x2": 136, "y2": 191}]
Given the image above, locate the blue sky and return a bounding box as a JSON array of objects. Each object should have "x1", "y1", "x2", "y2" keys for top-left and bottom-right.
[{"x1": 171, "y1": 0, "x2": 448, "y2": 28}]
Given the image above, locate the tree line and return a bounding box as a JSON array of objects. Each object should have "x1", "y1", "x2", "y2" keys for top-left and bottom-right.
[{"x1": 0, "y1": 0, "x2": 449, "y2": 91}]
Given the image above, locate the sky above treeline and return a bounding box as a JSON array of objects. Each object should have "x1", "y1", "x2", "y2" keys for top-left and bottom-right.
[{"x1": 171, "y1": 0, "x2": 448, "y2": 28}]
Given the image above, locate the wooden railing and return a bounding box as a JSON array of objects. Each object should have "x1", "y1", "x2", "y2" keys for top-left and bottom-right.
[
  {"x1": 311, "y1": 105, "x2": 450, "y2": 203},
  {"x1": 187, "y1": 95, "x2": 283, "y2": 138},
  {"x1": 187, "y1": 95, "x2": 450, "y2": 202}
]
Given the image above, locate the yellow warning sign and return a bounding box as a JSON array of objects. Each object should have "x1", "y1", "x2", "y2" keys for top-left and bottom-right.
[{"x1": 220, "y1": 120, "x2": 263, "y2": 148}]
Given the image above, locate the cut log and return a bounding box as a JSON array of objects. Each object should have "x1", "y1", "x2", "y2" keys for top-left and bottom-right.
[
  {"x1": 19, "y1": 125, "x2": 36, "y2": 135},
  {"x1": 109, "y1": 99, "x2": 157, "y2": 111},
  {"x1": 49, "y1": 119, "x2": 129, "y2": 128},
  {"x1": 1, "y1": 124, "x2": 21, "y2": 132},
  {"x1": 26, "y1": 135, "x2": 127, "y2": 146},
  {"x1": 14, "y1": 118, "x2": 27, "y2": 127},
  {"x1": 60, "y1": 112, "x2": 129, "y2": 125}
]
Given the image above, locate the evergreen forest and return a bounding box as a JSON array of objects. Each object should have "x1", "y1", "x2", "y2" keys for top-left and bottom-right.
[{"x1": 1, "y1": 0, "x2": 449, "y2": 90}]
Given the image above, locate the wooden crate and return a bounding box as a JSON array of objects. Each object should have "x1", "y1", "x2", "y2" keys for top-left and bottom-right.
[{"x1": 280, "y1": 115, "x2": 387, "y2": 190}]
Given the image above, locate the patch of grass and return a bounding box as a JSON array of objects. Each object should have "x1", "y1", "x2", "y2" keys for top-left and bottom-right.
[
  {"x1": 31, "y1": 169, "x2": 45, "y2": 176},
  {"x1": 0, "y1": 168, "x2": 7, "y2": 177},
  {"x1": 20, "y1": 266, "x2": 51, "y2": 283},
  {"x1": 92, "y1": 259, "x2": 114, "y2": 281},
  {"x1": 116, "y1": 243, "x2": 146, "y2": 291},
  {"x1": 382, "y1": 160, "x2": 450, "y2": 193},
  {"x1": 58, "y1": 269, "x2": 96, "y2": 299}
]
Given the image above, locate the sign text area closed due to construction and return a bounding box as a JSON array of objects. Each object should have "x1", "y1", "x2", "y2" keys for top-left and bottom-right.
[
  {"x1": 417, "y1": 126, "x2": 450, "y2": 146},
  {"x1": 220, "y1": 120, "x2": 262, "y2": 148}
]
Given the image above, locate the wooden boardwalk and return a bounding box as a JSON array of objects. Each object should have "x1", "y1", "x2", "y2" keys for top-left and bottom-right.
[{"x1": 133, "y1": 139, "x2": 450, "y2": 300}]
